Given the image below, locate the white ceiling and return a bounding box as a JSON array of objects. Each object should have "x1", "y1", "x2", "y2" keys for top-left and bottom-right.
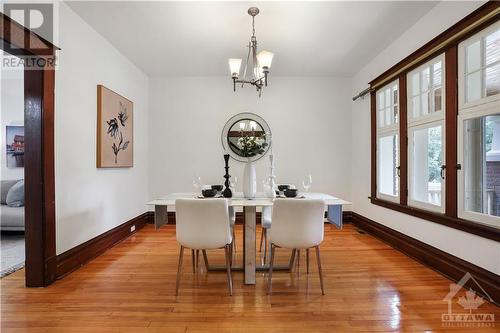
[{"x1": 66, "y1": 1, "x2": 438, "y2": 77}]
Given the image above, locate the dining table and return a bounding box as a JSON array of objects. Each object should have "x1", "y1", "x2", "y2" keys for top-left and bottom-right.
[{"x1": 147, "y1": 192, "x2": 350, "y2": 285}]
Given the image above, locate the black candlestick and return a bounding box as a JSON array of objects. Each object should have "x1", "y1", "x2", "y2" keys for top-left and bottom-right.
[{"x1": 222, "y1": 154, "x2": 232, "y2": 198}]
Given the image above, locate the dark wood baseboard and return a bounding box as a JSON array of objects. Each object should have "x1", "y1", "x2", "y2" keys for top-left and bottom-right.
[
  {"x1": 350, "y1": 212, "x2": 500, "y2": 305},
  {"x1": 56, "y1": 212, "x2": 149, "y2": 278}
]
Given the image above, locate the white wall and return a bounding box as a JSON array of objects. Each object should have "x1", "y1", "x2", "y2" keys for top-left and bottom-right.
[
  {"x1": 148, "y1": 77, "x2": 352, "y2": 206},
  {"x1": 351, "y1": 1, "x2": 500, "y2": 275},
  {"x1": 0, "y1": 65, "x2": 24, "y2": 181},
  {"x1": 55, "y1": 3, "x2": 149, "y2": 254}
]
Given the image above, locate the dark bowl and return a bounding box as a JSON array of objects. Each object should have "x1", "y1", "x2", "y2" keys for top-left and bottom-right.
[
  {"x1": 278, "y1": 184, "x2": 291, "y2": 191},
  {"x1": 202, "y1": 189, "x2": 217, "y2": 198},
  {"x1": 211, "y1": 185, "x2": 223, "y2": 192},
  {"x1": 284, "y1": 188, "x2": 298, "y2": 198}
]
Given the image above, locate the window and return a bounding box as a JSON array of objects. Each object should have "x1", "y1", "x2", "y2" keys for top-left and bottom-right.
[
  {"x1": 376, "y1": 81, "x2": 399, "y2": 201},
  {"x1": 407, "y1": 55, "x2": 446, "y2": 212},
  {"x1": 459, "y1": 21, "x2": 500, "y2": 108},
  {"x1": 408, "y1": 56, "x2": 444, "y2": 124},
  {"x1": 369, "y1": 4, "x2": 500, "y2": 240},
  {"x1": 458, "y1": 21, "x2": 500, "y2": 228}
]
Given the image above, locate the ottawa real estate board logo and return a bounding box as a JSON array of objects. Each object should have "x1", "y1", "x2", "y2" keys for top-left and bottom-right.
[{"x1": 442, "y1": 273, "x2": 495, "y2": 328}]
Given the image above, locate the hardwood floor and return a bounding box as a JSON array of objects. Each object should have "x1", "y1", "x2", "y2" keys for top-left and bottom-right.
[{"x1": 1, "y1": 223, "x2": 498, "y2": 332}]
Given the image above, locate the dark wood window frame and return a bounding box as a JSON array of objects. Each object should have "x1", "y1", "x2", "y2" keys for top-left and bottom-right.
[
  {"x1": 369, "y1": 2, "x2": 500, "y2": 242},
  {"x1": 1, "y1": 13, "x2": 59, "y2": 286}
]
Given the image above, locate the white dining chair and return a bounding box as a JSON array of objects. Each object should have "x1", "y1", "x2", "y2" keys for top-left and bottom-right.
[
  {"x1": 267, "y1": 199, "x2": 326, "y2": 295},
  {"x1": 175, "y1": 198, "x2": 233, "y2": 296},
  {"x1": 259, "y1": 206, "x2": 272, "y2": 262},
  {"x1": 229, "y1": 206, "x2": 236, "y2": 254}
]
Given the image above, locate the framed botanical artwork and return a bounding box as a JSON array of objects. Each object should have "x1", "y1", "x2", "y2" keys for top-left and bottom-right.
[
  {"x1": 97, "y1": 85, "x2": 133, "y2": 168},
  {"x1": 5, "y1": 125, "x2": 25, "y2": 168}
]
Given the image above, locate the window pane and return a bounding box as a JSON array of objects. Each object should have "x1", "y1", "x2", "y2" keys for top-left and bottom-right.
[
  {"x1": 411, "y1": 125, "x2": 443, "y2": 206},
  {"x1": 412, "y1": 96, "x2": 420, "y2": 118},
  {"x1": 467, "y1": 40, "x2": 481, "y2": 73},
  {"x1": 378, "y1": 92, "x2": 384, "y2": 110},
  {"x1": 485, "y1": 63, "x2": 500, "y2": 97},
  {"x1": 433, "y1": 61, "x2": 442, "y2": 87},
  {"x1": 385, "y1": 88, "x2": 390, "y2": 108},
  {"x1": 378, "y1": 110, "x2": 384, "y2": 127},
  {"x1": 421, "y1": 67, "x2": 430, "y2": 92},
  {"x1": 393, "y1": 105, "x2": 398, "y2": 124},
  {"x1": 434, "y1": 87, "x2": 442, "y2": 112},
  {"x1": 421, "y1": 91, "x2": 429, "y2": 115},
  {"x1": 463, "y1": 114, "x2": 500, "y2": 218},
  {"x1": 412, "y1": 73, "x2": 420, "y2": 96},
  {"x1": 385, "y1": 108, "x2": 391, "y2": 126},
  {"x1": 379, "y1": 135, "x2": 399, "y2": 197},
  {"x1": 466, "y1": 71, "x2": 482, "y2": 102},
  {"x1": 485, "y1": 29, "x2": 500, "y2": 66}
]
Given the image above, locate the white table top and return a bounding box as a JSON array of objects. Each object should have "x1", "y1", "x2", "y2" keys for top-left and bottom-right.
[{"x1": 147, "y1": 192, "x2": 350, "y2": 207}]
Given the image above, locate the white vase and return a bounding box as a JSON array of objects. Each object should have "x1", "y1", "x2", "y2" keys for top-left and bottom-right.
[{"x1": 243, "y1": 160, "x2": 257, "y2": 198}]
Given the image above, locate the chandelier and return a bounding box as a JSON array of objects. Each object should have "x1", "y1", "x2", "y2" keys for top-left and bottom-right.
[{"x1": 228, "y1": 7, "x2": 274, "y2": 97}]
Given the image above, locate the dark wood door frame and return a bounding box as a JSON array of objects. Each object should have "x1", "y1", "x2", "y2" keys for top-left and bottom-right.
[{"x1": 1, "y1": 13, "x2": 58, "y2": 286}]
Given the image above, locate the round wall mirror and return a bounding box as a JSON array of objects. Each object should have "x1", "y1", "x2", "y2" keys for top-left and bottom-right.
[{"x1": 222, "y1": 113, "x2": 271, "y2": 162}]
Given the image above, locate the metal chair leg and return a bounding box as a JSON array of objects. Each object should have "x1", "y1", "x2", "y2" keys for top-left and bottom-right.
[
  {"x1": 306, "y1": 248, "x2": 310, "y2": 274},
  {"x1": 232, "y1": 228, "x2": 236, "y2": 254},
  {"x1": 297, "y1": 249, "x2": 301, "y2": 273},
  {"x1": 202, "y1": 250, "x2": 209, "y2": 270},
  {"x1": 288, "y1": 249, "x2": 297, "y2": 270},
  {"x1": 191, "y1": 249, "x2": 196, "y2": 273},
  {"x1": 263, "y1": 230, "x2": 267, "y2": 263},
  {"x1": 259, "y1": 229, "x2": 264, "y2": 253},
  {"x1": 315, "y1": 246, "x2": 325, "y2": 295},
  {"x1": 224, "y1": 244, "x2": 233, "y2": 296},
  {"x1": 267, "y1": 244, "x2": 276, "y2": 294},
  {"x1": 196, "y1": 250, "x2": 200, "y2": 270},
  {"x1": 175, "y1": 246, "x2": 184, "y2": 296}
]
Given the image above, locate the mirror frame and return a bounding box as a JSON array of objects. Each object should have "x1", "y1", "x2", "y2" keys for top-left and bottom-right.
[{"x1": 221, "y1": 112, "x2": 272, "y2": 162}]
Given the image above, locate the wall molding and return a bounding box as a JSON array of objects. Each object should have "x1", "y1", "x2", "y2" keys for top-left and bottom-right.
[
  {"x1": 350, "y1": 212, "x2": 499, "y2": 305},
  {"x1": 56, "y1": 212, "x2": 150, "y2": 278}
]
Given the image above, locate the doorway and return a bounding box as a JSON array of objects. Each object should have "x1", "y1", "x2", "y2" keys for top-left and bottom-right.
[{"x1": 1, "y1": 13, "x2": 57, "y2": 287}]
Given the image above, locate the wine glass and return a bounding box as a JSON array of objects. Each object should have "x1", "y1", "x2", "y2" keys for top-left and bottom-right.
[
  {"x1": 192, "y1": 176, "x2": 203, "y2": 193},
  {"x1": 230, "y1": 176, "x2": 238, "y2": 192},
  {"x1": 302, "y1": 174, "x2": 312, "y2": 192}
]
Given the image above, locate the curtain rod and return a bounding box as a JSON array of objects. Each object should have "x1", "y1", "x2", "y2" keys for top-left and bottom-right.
[{"x1": 352, "y1": 87, "x2": 373, "y2": 101}]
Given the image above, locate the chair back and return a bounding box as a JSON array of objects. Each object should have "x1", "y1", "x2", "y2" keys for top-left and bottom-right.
[
  {"x1": 270, "y1": 199, "x2": 325, "y2": 249},
  {"x1": 175, "y1": 198, "x2": 231, "y2": 250}
]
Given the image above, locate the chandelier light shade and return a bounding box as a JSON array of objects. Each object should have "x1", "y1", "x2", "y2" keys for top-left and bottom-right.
[
  {"x1": 257, "y1": 50, "x2": 273, "y2": 69},
  {"x1": 229, "y1": 58, "x2": 242, "y2": 78},
  {"x1": 228, "y1": 7, "x2": 274, "y2": 97}
]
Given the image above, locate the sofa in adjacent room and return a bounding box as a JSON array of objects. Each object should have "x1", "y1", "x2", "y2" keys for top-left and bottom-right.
[{"x1": 0, "y1": 180, "x2": 25, "y2": 231}]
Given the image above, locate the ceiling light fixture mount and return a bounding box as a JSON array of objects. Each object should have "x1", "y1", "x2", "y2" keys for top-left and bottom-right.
[{"x1": 228, "y1": 7, "x2": 273, "y2": 97}]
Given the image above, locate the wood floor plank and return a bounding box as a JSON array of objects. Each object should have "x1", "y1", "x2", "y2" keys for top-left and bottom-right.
[{"x1": 1, "y1": 224, "x2": 498, "y2": 332}]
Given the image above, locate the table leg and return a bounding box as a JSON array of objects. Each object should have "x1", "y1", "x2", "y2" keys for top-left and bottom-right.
[
  {"x1": 154, "y1": 205, "x2": 169, "y2": 230},
  {"x1": 243, "y1": 206, "x2": 256, "y2": 285}
]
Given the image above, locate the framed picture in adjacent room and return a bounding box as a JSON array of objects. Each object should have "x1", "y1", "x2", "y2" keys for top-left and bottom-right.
[
  {"x1": 5, "y1": 125, "x2": 24, "y2": 168},
  {"x1": 96, "y1": 85, "x2": 134, "y2": 168}
]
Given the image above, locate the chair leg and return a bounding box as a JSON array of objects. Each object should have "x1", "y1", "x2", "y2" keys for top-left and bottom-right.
[
  {"x1": 259, "y1": 229, "x2": 264, "y2": 253},
  {"x1": 306, "y1": 248, "x2": 310, "y2": 274},
  {"x1": 202, "y1": 250, "x2": 209, "y2": 270},
  {"x1": 224, "y1": 244, "x2": 233, "y2": 296},
  {"x1": 297, "y1": 249, "x2": 301, "y2": 273},
  {"x1": 262, "y1": 230, "x2": 267, "y2": 263},
  {"x1": 175, "y1": 246, "x2": 184, "y2": 296},
  {"x1": 288, "y1": 249, "x2": 297, "y2": 270},
  {"x1": 191, "y1": 249, "x2": 196, "y2": 273},
  {"x1": 196, "y1": 250, "x2": 200, "y2": 270},
  {"x1": 267, "y1": 244, "x2": 276, "y2": 294},
  {"x1": 232, "y1": 228, "x2": 236, "y2": 254},
  {"x1": 315, "y1": 246, "x2": 325, "y2": 295}
]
